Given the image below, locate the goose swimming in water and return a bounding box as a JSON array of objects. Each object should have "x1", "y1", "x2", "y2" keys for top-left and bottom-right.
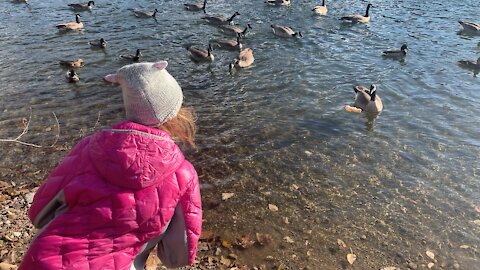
[
  {"x1": 458, "y1": 57, "x2": 480, "y2": 70},
  {"x1": 458, "y1": 20, "x2": 480, "y2": 34},
  {"x1": 134, "y1": 8, "x2": 158, "y2": 18},
  {"x1": 312, "y1": 0, "x2": 327, "y2": 15},
  {"x1": 382, "y1": 44, "x2": 408, "y2": 58},
  {"x1": 202, "y1": 12, "x2": 240, "y2": 25},
  {"x1": 266, "y1": 0, "x2": 291, "y2": 6},
  {"x1": 187, "y1": 44, "x2": 214, "y2": 63},
  {"x1": 56, "y1": 14, "x2": 84, "y2": 30},
  {"x1": 219, "y1": 24, "x2": 252, "y2": 37},
  {"x1": 89, "y1": 38, "x2": 107, "y2": 49},
  {"x1": 210, "y1": 34, "x2": 243, "y2": 51},
  {"x1": 352, "y1": 84, "x2": 383, "y2": 113},
  {"x1": 229, "y1": 48, "x2": 254, "y2": 73},
  {"x1": 271, "y1": 24, "x2": 302, "y2": 38},
  {"x1": 341, "y1": 3, "x2": 373, "y2": 24},
  {"x1": 68, "y1": 1, "x2": 94, "y2": 11},
  {"x1": 66, "y1": 70, "x2": 79, "y2": 83},
  {"x1": 59, "y1": 58, "x2": 84, "y2": 68},
  {"x1": 184, "y1": 0, "x2": 207, "y2": 13},
  {"x1": 120, "y1": 49, "x2": 142, "y2": 62}
]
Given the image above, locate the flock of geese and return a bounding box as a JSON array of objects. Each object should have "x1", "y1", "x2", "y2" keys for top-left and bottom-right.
[{"x1": 12, "y1": 0, "x2": 480, "y2": 114}]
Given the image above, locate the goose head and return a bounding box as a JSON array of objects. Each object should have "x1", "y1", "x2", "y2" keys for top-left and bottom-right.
[
  {"x1": 75, "y1": 13, "x2": 81, "y2": 23},
  {"x1": 228, "y1": 12, "x2": 240, "y2": 23},
  {"x1": 365, "y1": 3, "x2": 373, "y2": 17},
  {"x1": 400, "y1": 44, "x2": 408, "y2": 52},
  {"x1": 88, "y1": 1, "x2": 94, "y2": 6}
]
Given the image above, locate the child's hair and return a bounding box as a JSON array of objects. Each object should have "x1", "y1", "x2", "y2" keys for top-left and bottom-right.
[{"x1": 156, "y1": 107, "x2": 196, "y2": 147}]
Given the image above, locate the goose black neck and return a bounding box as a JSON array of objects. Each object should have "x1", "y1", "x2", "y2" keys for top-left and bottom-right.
[
  {"x1": 365, "y1": 4, "x2": 371, "y2": 17},
  {"x1": 322, "y1": 0, "x2": 326, "y2": 6},
  {"x1": 203, "y1": 0, "x2": 207, "y2": 9},
  {"x1": 152, "y1": 10, "x2": 157, "y2": 17},
  {"x1": 76, "y1": 15, "x2": 80, "y2": 23},
  {"x1": 135, "y1": 50, "x2": 141, "y2": 57},
  {"x1": 370, "y1": 91, "x2": 376, "y2": 102},
  {"x1": 228, "y1": 13, "x2": 237, "y2": 22}
]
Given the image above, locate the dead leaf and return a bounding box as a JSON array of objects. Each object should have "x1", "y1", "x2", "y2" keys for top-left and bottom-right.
[
  {"x1": 474, "y1": 219, "x2": 480, "y2": 226},
  {"x1": 283, "y1": 217, "x2": 289, "y2": 224},
  {"x1": 220, "y1": 256, "x2": 231, "y2": 266},
  {"x1": 145, "y1": 253, "x2": 160, "y2": 270},
  {"x1": 475, "y1": 206, "x2": 480, "y2": 213},
  {"x1": 381, "y1": 267, "x2": 400, "y2": 270},
  {"x1": 426, "y1": 250, "x2": 435, "y2": 260},
  {"x1": 0, "y1": 262, "x2": 17, "y2": 270},
  {"x1": 222, "y1": 193, "x2": 235, "y2": 201},
  {"x1": 268, "y1": 204, "x2": 279, "y2": 212},
  {"x1": 200, "y1": 230, "x2": 214, "y2": 240},
  {"x1": 236, "y1": 236, "x2": 255, "y2": 249},
  {"x1": 460, "y1": 245, "x2": 469, "y2": 249},
  {"x1": 222, "y1": 240, "x2": 232, "y2": 248},
  {"x1": 337, "y1": 239, "x2": 347, "y2": 248},
  {"x1": 427, "y1": 262, "x2": 434, "y2": 269},
  {"x1": 347, "y1": 253, "x2": 357, "y2": 265},
  {"x1": 256, "y1": 233, "x2": 272, "y2": 246},
  {"x1": 290, "y1": 183, "x2": 299, "y2": 190},
  {"x1": 283, "y1": 236, "x2": 294, "y2": 243}
]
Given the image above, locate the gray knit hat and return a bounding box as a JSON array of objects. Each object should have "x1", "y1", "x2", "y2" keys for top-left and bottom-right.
[{"x1": 104, "y1": 61, "x2": 183, "y2": 126}]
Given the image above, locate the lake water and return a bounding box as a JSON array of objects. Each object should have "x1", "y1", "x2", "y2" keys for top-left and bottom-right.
[{"x1": 0, "y1": 0, "x2": 479, "y2": 269}]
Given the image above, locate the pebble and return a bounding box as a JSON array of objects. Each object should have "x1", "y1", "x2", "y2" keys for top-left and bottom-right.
[
  {"x1": 407, "y1": 262, "x2": 418, "y2": 270},
  {"x1": 24, "y1": 193, "x2": 35, "y2": 204},
  {"x1": 453, "y1": 262, "x2": 460, "y2": 269}
]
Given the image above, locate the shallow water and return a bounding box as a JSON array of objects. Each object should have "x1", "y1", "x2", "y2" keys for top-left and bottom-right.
[{"x1": 0, "y1": 0, "x2": 479, "y2": 269}]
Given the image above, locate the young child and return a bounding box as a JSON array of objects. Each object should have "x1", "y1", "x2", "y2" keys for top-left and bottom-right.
[{"x1": 19, "y1": 61, "x2": 202, "y2": 270}]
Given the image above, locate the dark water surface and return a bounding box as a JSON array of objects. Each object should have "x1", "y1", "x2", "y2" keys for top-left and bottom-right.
[{"x1": 0, "y1": 0, "x2": 479, "y2": 269}]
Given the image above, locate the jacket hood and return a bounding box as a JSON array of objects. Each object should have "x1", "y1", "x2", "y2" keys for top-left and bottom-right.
[{"x1": 88, "y1": 121, "x2": 185, "y2": 189}]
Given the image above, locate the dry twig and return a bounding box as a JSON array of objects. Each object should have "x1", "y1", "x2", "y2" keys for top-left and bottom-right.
[{"x1": 0, "y1": 108, "x2": 60, "y2": 148}]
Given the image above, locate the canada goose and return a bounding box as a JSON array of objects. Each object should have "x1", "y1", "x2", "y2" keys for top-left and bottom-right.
[
  {"x1": 382, "y1": 44, "x2": 408, "y2": 58},
  {"x1": 341, "y1": 3, "x2": 373, "y2": 24},
  {"x1": 187, "y1": 44, "x2": 214, "y2": 63},
  {"x1": 458, "y1": 20, "x2": 480, "y2": 34},
  {"x1": 202, "y1": 12, "x2": 240, "y2": 25},
  {"x1": 68, "y1": 1, "x2": 94, "y2": 11},
  {"x1": 266, "y1": 0, "x2": 291, "y2": 6},
  {"x1": 66, "y1": 70, "x2": 79, "y2": 83},
  {"x1": 210, "y1": 33, "x2": 243, "y2": 50},
  {"x1": 120, "y1": 49, "x2": 142, "y2": 62},
  {"x1": 458, "y1": 57, "x2": 480, "y2": 70},
  {"x1": 184, "y1": 0, "x2": 207, "y2": 13},
  {"x1": 219, "y1": 24, "x2": 252, "y2": 37},
  {"x1": 312, "y1": 0, "x2": 327, "y2": 15},
  {"x1": 229, "y1": 48, "x2": 254, "y2": 73},
  {"x1": 89, "y1": 38, "x2": 107, "y2": 49},
  {"x1": 271, "y1": 24, "x2": 303, "y2": 38},
  {"x1": 59, "y1": 58, "x2": 84, "y2": 68},
  {"x1": 353, "y1": 84, "x2": 383, "y2": 113},
  {"x1": 56, "y1": 14, "x2": 84, "y2": 30},
  {"x1": 134, "y1": 8, "x2": 158, "y2": 18}
]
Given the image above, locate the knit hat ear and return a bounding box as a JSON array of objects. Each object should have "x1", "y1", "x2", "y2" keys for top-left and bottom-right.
[
  {"x1": 153, "y1": 61, "x2": 168, "y2": 70},
  {"x1": 104, "y1": 73, "x2": 119, "y2": 83}
]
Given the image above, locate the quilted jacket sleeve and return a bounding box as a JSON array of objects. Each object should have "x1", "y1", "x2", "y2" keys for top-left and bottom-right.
[
  {"x1": 175, "y1": 160, "x2": 202, "y2": 265},
  {"x1": 28, "y1": 137, "x2": 91, "y2": 226}
]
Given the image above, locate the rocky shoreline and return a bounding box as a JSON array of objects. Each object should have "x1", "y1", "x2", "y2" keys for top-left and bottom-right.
[{"x1": 0, "y1": 180, "x2": 277, "y2": 270}]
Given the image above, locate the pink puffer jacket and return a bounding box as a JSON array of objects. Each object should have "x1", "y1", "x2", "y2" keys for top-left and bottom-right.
[{"x1": 19, "y1": 121, "x2": 202, "y2": 270}]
